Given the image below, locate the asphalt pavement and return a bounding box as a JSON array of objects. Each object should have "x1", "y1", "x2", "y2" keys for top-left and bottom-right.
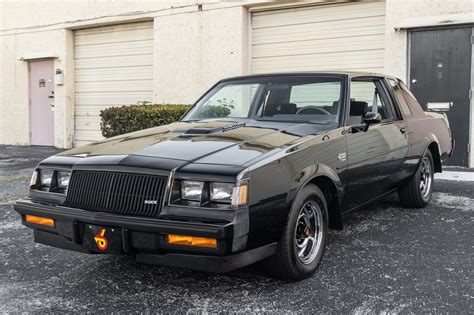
[{"x1": 0, "y1": 145, "x2": 472, "y2": 313}]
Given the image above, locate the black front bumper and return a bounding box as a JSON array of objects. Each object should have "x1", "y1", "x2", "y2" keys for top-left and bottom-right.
[{"x1": 14, "y1": 200, "x2": 276, "y2": 273}]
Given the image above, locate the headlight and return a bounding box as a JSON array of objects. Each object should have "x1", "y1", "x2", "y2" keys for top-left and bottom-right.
[
  {"x1": 172, "y1": 179, "x2": 248, "y2": 209},
  {"x1": 40, "y1": 170, "x2": 54, "y2": 187},
  {"x1": 57, "y1": 171, "x2": 71, "y2": 190},
  {"x1": 181, "y1": 180, "x2": 204, "y2": 201},
  {"x1": 210, "y1": 182, "x2": 234, "y2": 203},
  {"x1": 31, "y1": 169, "x2": 71, "y2": 194}
]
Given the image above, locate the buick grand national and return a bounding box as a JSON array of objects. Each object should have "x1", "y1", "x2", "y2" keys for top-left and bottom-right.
[{"x1": 14, "y1": 72, "x2": 454, "y2": 280}]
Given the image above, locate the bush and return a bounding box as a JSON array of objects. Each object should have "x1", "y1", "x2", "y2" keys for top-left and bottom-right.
[
  {"x1": 193, "y1": 98, "x2": 235, "y2": 119},
  {"x1": 100, "y1": 104, "x2": 192, "y2": 138}
]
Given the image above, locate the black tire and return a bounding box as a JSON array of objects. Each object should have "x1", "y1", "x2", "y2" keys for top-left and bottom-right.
[
  {"x1": 398, "y1": 150, "x2": 434, "y2": 208},
  {"x1": 263, "y1": 184, "x2": 328, "y2": 281}
]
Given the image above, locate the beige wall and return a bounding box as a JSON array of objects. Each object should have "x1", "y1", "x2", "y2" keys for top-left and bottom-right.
[
  {"x1": 1, "y1": 0, "x2": 473, "y2": 167},
  {"x1": 0, "y1": 0, "x2": 256, "y2": 147},
  {"x1": 153, "y1": 5, "x2": 249, "y2": 104}
]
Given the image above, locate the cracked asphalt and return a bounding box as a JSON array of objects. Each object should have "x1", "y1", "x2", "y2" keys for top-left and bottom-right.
[{"x1": 1, "y1": 145, "x2": 473, "y2": 313}]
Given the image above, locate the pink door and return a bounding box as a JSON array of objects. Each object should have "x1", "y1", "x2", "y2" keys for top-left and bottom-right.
[{"x1": 29, "y1": 60, "x2": 55, "y2": 146}]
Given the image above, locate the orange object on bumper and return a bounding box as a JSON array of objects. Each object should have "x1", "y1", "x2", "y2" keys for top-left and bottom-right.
[
  {"x1": 167, "y1": 234, "x2": 217, "y2": 248},
  {"x1": 24, "y1": 214, "x2": 55, "y2": 227}
]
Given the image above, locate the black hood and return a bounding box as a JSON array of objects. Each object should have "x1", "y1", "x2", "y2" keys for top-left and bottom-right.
[{"x1": 58, "y1": 120, "x2": 334, "y2": 167}]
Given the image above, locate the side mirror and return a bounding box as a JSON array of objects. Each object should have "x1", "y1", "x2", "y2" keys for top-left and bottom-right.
[{"x1": 361, "y1": 112, "x2": 382, "y2": 131}]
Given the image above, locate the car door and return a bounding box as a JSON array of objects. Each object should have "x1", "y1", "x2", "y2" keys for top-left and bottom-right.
[{"x1": 342, "y1": 77, "x2": 409, "y2": 211}]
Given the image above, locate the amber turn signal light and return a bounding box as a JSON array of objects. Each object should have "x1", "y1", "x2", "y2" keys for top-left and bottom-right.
[
  {"x1": 24, "y1": 215, "x2": 55, "y2": 227},
  {"x1": 167, "y1": 234, "x2": 217, "y2": 249}
]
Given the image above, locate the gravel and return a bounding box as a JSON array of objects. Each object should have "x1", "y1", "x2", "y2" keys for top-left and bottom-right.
[{"x1": 0, "y1": 145, "x2": 472, "y2": 313}]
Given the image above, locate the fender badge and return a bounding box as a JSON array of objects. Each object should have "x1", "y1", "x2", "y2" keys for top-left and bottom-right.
[
  {"x1": 337, "y1": 152, "x2": 347, "y2": 162},
  {"x1": 94, "y1": 228, "x2": 108, "y2": 251}
]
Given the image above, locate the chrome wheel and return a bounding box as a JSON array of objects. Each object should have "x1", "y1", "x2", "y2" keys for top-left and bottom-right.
[
  {"x1": 294, "y1": 201, "x2": 323, "y2": 265},
  {"x1": 419, "y1": 156, "x2": 433, "y2": 198}
]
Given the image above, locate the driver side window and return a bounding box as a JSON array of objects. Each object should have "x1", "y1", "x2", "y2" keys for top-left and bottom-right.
[
  {"x1": 349, "y1": 79, "x2": 394, "y2": 125},
  {"x1": 289, "y1": 82, "x2": 342, "y2": 116}
]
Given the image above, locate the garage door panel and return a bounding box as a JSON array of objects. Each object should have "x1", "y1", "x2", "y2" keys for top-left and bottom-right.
[
  {"x1": 74, "y1": 22, "x2": 153, "y2": 146},
  {"x1": 251, "y1": 1, "x2": 386, "y2": 74},
  {"x1": 252, "y1": 52, "x2": 384, "y2": 73},
  {"x1": 75, "y1": 27, "x2": 154, "y2": 46},
  {"x1": 75, "y1": 54, "x2": 153, "y2": 69},
  {"x1": 75, "y1": 40, "x2": 153, "y2": 59},
  {"x1": 75, "y1": 66, "x2": 153, "y2": 82},
  {"x1": 252, "y1": 35, "x2": 385, "y2": 58},
  {"x1": 75, "y1": 21, "x2": 152, "y2": 34},
  {"x1": 75, "y1": 106, "x2": 110, "y2": 117},
  {"x1": 75, "y1": 91, "x2": 153, "y2": 104},
  {"x1": 253, "y1": 22, "x2": 385, "y2": 46},
  {"x1": 75, "y1": 80, "x2": 153, "y2": 93},
  {"x1": 74, "y1": 130, "x2": 103, "y2": 143},
  {"x1": 75, "y1": 116, "x2": 101, "y2": 131},
  {"x1": 252, "y1": 2, "x2": 385, "y2": 29}
]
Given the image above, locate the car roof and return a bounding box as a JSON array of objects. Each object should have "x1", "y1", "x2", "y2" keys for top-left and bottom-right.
[{"x1": 220, "y1": 71, "x2": 400, "y2": 82}]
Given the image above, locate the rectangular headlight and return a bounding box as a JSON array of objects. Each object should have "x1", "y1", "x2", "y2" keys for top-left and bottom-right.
[
  {"x1": 181, "y1": 180, "x2": 204, "y2": 201},
  {"x1": 40, "y1": 169, "x2": 54, "y2": 187},
  {"x1": 57, "y1": 171, "x2": 71, "y2": 189},
  {"x1": 210, "y1": 182, "x2": 234, "y2": 203}
]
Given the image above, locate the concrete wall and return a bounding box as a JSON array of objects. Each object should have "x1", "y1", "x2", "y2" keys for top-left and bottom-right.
[
  {"x1": 0, "y1": 0, "x2": 257, "y2": 147},
  {"x1": 153, "y1": 5, "x2": 249, "y2": 104},
  {"x1": 1, "y1": 0, "x2": 473, "y2": 166}
]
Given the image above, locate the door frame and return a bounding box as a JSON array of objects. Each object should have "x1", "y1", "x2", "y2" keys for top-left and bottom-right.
[
  {"x1": 28, "y1": 58, "x2": 56, "y2": 146},
  {"x1": 407, "y1": 25, "x2": 474, "y2": 167}
]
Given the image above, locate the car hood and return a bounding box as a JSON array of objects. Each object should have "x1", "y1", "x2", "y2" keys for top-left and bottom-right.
[{"x1": 59, "y1": 120, "x2": 334, "y2": 167}]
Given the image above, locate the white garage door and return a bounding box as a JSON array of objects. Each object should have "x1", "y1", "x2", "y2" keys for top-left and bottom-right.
[
  {"x1": 251, "y1": 1, "x2": 386, "y2": 74},
  {"x1": 74, "y1": 21, "x2": 154, "y2": 146}
]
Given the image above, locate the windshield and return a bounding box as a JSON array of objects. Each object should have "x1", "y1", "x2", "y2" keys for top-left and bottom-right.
[{"x1": 183, "y1": 76, "x2": 343, "y2": 124}]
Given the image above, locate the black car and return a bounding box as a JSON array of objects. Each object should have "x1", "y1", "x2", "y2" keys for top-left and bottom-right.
[{"x1": 14, "y1": 72, "x2": 454, "y2": 280}]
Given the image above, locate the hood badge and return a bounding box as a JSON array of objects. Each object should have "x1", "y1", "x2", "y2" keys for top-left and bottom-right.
[{"x1": 337, "y1": 152, "x2": 347, "y2": 162}]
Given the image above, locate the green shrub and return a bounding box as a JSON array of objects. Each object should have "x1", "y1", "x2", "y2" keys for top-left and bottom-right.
[
  {"x1": 100, "y1": 104, "x2": 192, "y2": 138},
  {"x1": 193, "y1": 98, "x2": 235, "y2": 119}
]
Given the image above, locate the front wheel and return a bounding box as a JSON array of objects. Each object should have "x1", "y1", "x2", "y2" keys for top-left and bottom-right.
[
  {"x1": 263, "y1": 184, "x2": 328, "y2": 280},
  {"x1": 398, "y1": 150, "x2": 434, "y2": 208}
]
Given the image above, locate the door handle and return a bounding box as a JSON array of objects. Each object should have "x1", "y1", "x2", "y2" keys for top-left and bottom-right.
[{"x1": 400, "y1": 127, "x2": 407, "y2": 134}]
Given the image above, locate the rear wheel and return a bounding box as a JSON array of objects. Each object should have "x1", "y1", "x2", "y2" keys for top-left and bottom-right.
[
  {"x1": 398, "y1": 150, "x2": 434, "y2": 208},
  {"x1": 263, "y1": 184, "x2": 328, "y2": 280}
]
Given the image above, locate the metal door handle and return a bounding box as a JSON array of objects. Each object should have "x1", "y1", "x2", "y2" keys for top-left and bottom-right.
[{"x1": 400, "y1": 127, "x2": 407, "y2": 134}]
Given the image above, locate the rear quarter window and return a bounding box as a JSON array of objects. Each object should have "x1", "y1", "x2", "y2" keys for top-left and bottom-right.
[
  {"x1": 387, "y1": 78, "x2": 412, "y2": 117},
  {"x1": 398, "y1": 81, "x2": 425, "y2": 117}
]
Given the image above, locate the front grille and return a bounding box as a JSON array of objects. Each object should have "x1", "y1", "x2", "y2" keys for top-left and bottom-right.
[{"x1": 64, "y1": 170, "x2": 167, "y2": 217}]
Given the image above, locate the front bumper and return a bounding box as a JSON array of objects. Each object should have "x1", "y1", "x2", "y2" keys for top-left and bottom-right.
[{"x1": 14, "y1": 200, "x2": 276, "y2": 273}]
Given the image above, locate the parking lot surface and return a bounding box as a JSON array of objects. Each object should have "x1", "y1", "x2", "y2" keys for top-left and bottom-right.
[{"x1": 1, "y1": 145, "x2": 472, "y2": 313}]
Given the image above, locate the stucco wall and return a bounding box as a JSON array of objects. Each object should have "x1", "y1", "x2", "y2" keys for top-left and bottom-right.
[
  {"x1": 1, "y1": 0, "x2": 473, "y2": 165},
  {"x1": 0, "y1": 0, "x2": 255, "y2": 147},
  {"x1": 153, "y1": 6, "x2": 249, "y2": 104}
]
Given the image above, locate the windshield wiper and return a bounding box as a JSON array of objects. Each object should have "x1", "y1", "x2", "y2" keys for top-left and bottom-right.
[{"x1": 253, "y1": 118, "x2": 334, "y2": 125}]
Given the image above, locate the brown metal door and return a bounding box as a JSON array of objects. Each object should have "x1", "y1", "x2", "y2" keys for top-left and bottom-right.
[
  {"x1": 409, "y1": 27, "x2": 472, "y2": 166},
  {"x1": 29, "y1": 60, "x2": 55, "y2": 146}
]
